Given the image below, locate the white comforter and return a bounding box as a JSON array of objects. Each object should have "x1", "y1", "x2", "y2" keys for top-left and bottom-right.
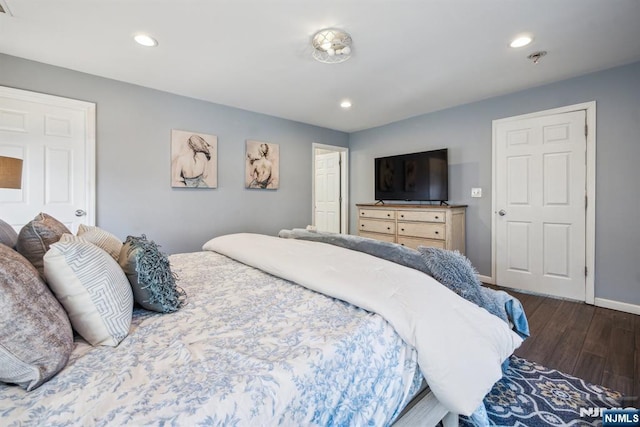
[{"x1": 203, "y1": 233, "x2": 523, "y2": 416}]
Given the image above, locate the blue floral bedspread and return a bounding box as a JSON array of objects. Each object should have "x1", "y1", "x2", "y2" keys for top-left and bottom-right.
[{"x1": 0, "y1": 251, "x2": 423, "y2": 426}]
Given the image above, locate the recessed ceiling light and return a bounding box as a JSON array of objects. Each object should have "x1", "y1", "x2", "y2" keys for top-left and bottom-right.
[
  {"x1": 510, "y1": 35, "x2": 532, "y2": 48},
  {"x1": 134, "y1": 34, "x2": 158, "y2": 47},
  {"x1": 340, "y1": 100, "x2": 352, "y2": 109}
]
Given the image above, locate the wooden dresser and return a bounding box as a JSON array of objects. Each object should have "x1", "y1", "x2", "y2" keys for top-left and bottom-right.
[{"x1": 356, "y1": 203, "x2": 467, "y2": 253}]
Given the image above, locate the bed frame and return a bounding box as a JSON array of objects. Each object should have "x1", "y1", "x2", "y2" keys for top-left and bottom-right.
[{"x1": 394, "y1": 388, "x2": 459, "y2": 427}]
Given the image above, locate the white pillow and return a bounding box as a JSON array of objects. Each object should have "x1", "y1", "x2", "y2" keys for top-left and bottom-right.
[
  {"x1": 44, "y1": 241, "x2": 133, "y2": 347},
  {"x1": 77, "y1": 224, "x2": 122, "y2": 261}
]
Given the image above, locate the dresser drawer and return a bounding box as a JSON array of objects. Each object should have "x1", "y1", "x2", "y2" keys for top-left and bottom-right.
[
  {"x1": 356, "y1": 204, "x2": 466, "y2": 254},
  {"x1": 398, "y1": 222, "x2": 445, "y2": 240},
  {"x1": 359, "y1": 231, "x2": 396, "y2": 243},
  {"x1": 397, "y1": 210, "x2": 445, "y2": 223},
  {"x1": 397, "y1": 236, "x2": 446, "y2": 250},
  {"x1": 359, "y1": 219, "x2": 395, "y2": 235},
  {"x1": 359, "y1": 209, "x2": 396, "y2": 220}
]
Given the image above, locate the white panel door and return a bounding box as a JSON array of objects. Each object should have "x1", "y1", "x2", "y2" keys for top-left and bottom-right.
[
  {"x1": 495, "y1": 110, "x2": 586, "y2": 300},
  {"x1": 0, "y1": 87, "x2": 95, "y2": 233},
  {"x1": 314, "y1": 151, "x2": 341, "y2": 233}
]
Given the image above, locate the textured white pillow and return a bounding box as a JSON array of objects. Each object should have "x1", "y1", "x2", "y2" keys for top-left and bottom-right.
[
  {"x1": 58, "y1": 233, "x2": 87, "y2": 244},
  {"x1": 44, "y1": 241, "x2": 133, "y2": 347},
  {"x1": 77, "y1": 224, "x2": 122, "y2": 261}
]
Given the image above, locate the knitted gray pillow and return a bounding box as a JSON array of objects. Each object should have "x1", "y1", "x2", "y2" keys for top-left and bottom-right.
[
  {"x1": 0, "y1": 218, "x2": 18, "y2": 249},
  {"x1": 16, "y1": 213, "x2": 70, "y2": 279},
  {"x1": 0, "y1": 243, "x2": 74, "y2": 391},
  {"x1": 119, "y1": 235, "x2": 185, "y2": 313}
]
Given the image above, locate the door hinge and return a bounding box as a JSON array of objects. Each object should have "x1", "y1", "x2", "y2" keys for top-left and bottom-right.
[
  {"x1": 585, "y1": 266, "x2": 588, "y2": 277},
  {"x1": 585, "y1": 194, "x2": 588, "y2": 209},
  {"x1": 585, "y1": 124, "x2": 588, "y2": 137}
]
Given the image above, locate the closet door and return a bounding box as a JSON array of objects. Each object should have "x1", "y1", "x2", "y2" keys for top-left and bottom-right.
[
  {"x1": 495, "y1": 110, "x2": 587, "y2": 301},
  {"x1": 0, "y1": 86, "x2": 96, "y2": 232}
]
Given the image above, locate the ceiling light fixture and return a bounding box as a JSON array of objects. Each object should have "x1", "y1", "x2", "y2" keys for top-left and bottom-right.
[
  {"x1": 311, "y1": 28, "x2": 352, "y2": 64},
  {"x1": 340, "y1": 100, "x2": 352, "y2": 109},
  {"x1": 510, "y1": 35, "x2": 533, "y2": 48},
  {"x1": 134, "y1": 34, "x2": 158, "y2": 47}
]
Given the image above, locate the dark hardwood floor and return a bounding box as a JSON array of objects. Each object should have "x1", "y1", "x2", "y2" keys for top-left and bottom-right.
[{"x1": 502, "y1": 287, "x2": 639, "y2": 403}]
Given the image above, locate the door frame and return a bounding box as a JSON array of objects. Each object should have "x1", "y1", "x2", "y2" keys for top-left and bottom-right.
[
  {"x1": 0, "y1": 85, "x2": 97, "y2": 226},
  {"x1": 490, "y1": 101, "x2": 596, "y2": 304},
  {"x1": 312, "y1": 143, "x2": 349, "y2": 234}
]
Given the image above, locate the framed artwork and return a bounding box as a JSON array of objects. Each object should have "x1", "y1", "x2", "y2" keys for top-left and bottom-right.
[
  {"x1": 171, "y1": 130, "x2": 217, "y2": 188},
  {"x1": 245, "y1": 140, "x2": 279, "y2": 189}
]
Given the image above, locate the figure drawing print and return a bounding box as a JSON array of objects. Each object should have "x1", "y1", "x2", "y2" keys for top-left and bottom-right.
[
  {"x1": 246, "y1": 140, "x2": 279, "y2": 189},
  {"x1": 171, "y1": 130, "x2": 217, "y2": 188}
]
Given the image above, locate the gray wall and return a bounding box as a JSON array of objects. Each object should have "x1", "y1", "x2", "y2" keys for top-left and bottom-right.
[
  {"x1": 350, "y1": 61, "x2": 640, "y2": 305},
  {"x1": 2, "y1": 53, "x2": 638, "y2": 305},
  {"x1": 0, "y1": 54, "x2": 349, "y2": 254}
]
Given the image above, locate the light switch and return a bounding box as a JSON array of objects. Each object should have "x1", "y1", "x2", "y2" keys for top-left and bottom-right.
[{"x1": 471, "y1": 188, "x2": 482, "y2": 198}]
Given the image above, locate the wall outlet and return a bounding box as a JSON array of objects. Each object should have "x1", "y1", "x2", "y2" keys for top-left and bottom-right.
[{"x1": 471, "y1": 187, "x2": 482, "y2": 198}]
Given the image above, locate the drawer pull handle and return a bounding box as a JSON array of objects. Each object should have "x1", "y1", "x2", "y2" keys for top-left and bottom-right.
[
  {"x1": 361, "y1": 224, "x2": 365, "y2": 227},
  {"x1": 387, "y1": 227, "x2": 391, "y2": 230},
  {"x1": 387, "y1": 213, "x2": 390, "y2": 217},
  {"x1": 400, "y1": 243, "x2": 405, "y2": 246},
  {"x1": 401, "y1": 214, "x2": 404, "y2": 218},
  {"x1": 401, "y1": 228, "x2": 405, "y2": 231},
  {"x1": 435, "y1": 231, "x2": 439, "y2": 234},
  {"x1": 435, "y1": 216, "x2": 439, "y2": 219}
]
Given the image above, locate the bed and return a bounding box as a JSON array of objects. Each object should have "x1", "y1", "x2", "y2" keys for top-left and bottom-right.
[{"x1": 0, "y1": 230, "x2": 523, "y2": 426}]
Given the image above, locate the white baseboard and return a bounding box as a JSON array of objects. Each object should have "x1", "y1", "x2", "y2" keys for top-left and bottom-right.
[
  {"x1": 594, "y1": 298, "x2": 640, "y2": 315},
  {"x1": 476, "y1": 276, "x2": 638, "y2": 316}
]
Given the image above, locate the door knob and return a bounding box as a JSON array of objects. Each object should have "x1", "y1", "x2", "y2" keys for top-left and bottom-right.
[
  {"x1": 498, "y1": 209, "x2": 507, "y2": 216},
  {"x1": 75, "y1": 209, "x2": 87, "y2": 217}
]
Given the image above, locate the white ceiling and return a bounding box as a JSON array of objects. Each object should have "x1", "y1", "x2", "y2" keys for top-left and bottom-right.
[{"x1": 1, "y1": 1, "x2": 639, "y2": 132}]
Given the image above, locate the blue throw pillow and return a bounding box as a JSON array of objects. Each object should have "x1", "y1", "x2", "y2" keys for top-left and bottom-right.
[{"x1": 118, "y1": 235, "x2": 186, "y2": 313}]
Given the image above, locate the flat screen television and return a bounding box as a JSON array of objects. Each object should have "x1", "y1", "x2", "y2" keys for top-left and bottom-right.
[{"x1": 374, "y1": 149, "x2": 448, "y2": 202}]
